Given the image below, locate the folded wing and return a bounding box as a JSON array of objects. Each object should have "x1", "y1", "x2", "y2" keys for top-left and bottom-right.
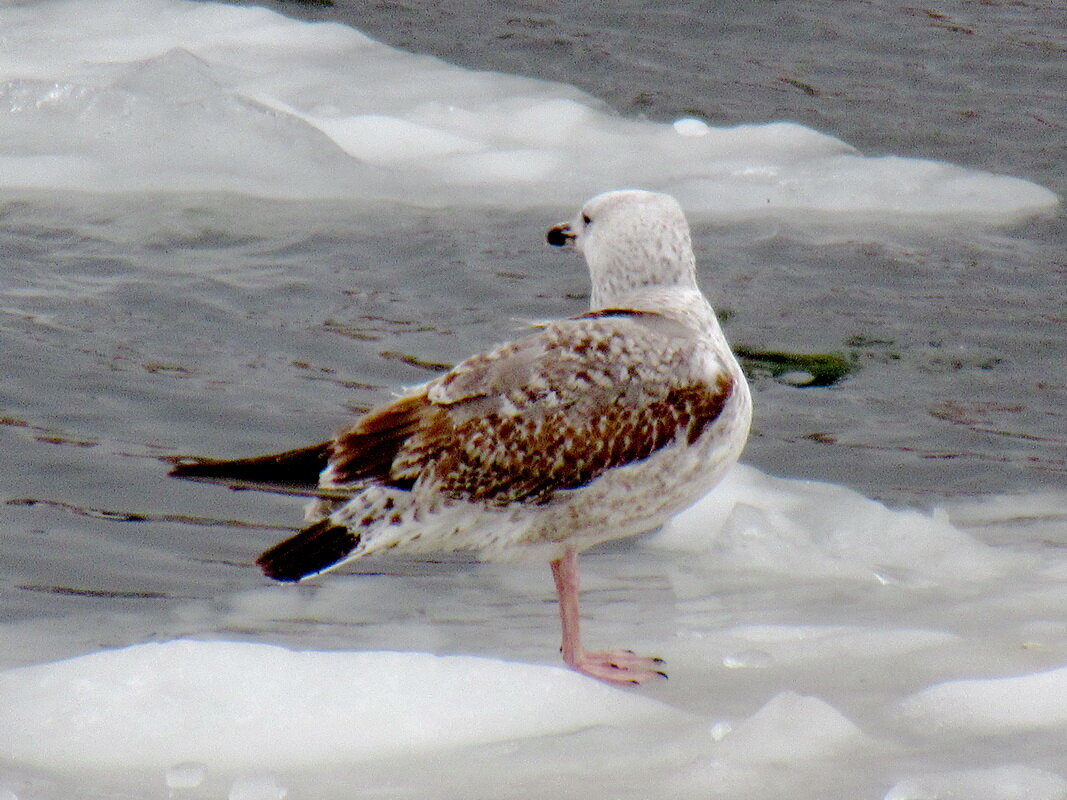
[{"x1": 327, "y1": 311, "x2": 735, "y2": 505}]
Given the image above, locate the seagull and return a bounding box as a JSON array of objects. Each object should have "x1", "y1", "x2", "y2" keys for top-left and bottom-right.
[{"x1": 170, "y1": 190, "x2": 752, "y2": 684}]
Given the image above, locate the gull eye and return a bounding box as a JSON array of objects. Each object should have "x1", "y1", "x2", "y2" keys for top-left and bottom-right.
[{"x1": 582, "y1": 213, "x2": 592, "y2": 225}]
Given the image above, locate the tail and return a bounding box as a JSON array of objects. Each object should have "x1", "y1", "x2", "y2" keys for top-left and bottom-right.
[
  {"x1": 256, "y1": 518, "x2": 361, "y2": 582},
  {"x1": 167, "y1": 441, "x2": 333, "y2": 492}
]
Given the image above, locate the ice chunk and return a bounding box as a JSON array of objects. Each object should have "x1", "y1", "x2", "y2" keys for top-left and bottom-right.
[
  {"x1": 309, "y1": 114, "x2": 482, "y2": 164},
  {"x1": 0, "y1": 0, "x2": 1055, "y2": 221},
  {"x1": 0, "y1": 640, "x2": 675, "y2": 773},
  {"x1": 885, "y1": 764, "x2": 1067, "y2": 800},
  {"x1": 673, "y1": 118, "x2": 710, "y2": 137},
  {"x1": 900, "y1": 665, "x2": 1067, "y2": 734},
  {"x1": 651, "y1": 464, "x2": 1013, "y2": 584},
  {"x1": 715, "y1": 691, "x2": 862, "y2": 763},
  {"x1": 0, "y1": 62, "x2": 378, "y2": 198}
]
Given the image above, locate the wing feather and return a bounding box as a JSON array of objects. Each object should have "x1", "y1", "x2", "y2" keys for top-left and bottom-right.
[
  {"x1": 327, "y1": 312, "x2": 733, "y2": 504},
  {"x1": 325, "y1": 391, "x2": 437, "y2": 488},
  {"x1": 168, "y1": 441, "x2": 333, "y2": 492}
]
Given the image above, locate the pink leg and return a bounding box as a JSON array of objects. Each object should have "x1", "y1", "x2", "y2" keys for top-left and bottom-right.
[{"x1": 549, "y1": 547, "x2": 666, "y2": 685}]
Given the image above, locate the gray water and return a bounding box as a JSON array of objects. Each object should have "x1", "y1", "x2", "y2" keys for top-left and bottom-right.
[
  {"x1": 1, "y1": 0, "x2": 1064, "y2": 642},
  {"x1": 0, "y1": 3, "x2": 1065, "y2": 798}
]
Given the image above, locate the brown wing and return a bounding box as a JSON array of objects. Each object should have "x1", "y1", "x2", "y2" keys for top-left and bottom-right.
[
  {"x1": 327, "y1": 312, "x2": 734, "y2": 505},
  {"x1": 325, "y1": 392, "x2": 438, "y2": 489}
]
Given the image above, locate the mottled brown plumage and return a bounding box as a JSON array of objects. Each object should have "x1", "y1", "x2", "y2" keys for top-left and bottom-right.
[{"x1": 326, "y1": 310, "x2": 734, "y2": 506}]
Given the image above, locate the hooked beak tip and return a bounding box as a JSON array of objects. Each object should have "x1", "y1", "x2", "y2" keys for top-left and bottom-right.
[{"x1": 546, "y1": 223, "x2": 575, "y2": 247}]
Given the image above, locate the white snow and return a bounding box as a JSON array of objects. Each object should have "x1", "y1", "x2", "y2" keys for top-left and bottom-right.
[
  {"x1": 651, "y1": 463, "x2": 1014, "y2": 584},
  {"x1": 0, "y1": 640, "x2": 675, "y2": 773},
  {"x1": 714, "y1": 691, "x2": 863, "y2": 763},
  {"x1": 227, "y1": 774, "x2": 288, "y2": 800},
  {"x1": 900, "y1": 665, "x2": 1067, "y2": 734},
  {"x1": 164, "y1": 762, "x2": 207, "y2": 790},
  {"x1": 885, "y1": 765, "x2": 1067, "y2": 800},
  {"x1": 0, "y1": 0, "x2": 1056, "y2": 220}
]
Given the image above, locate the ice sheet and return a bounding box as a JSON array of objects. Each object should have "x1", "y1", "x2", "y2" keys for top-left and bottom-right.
[
  {"x1": 0, "y1": 640, "x2": 676, "y2": 772},
  {"x1": 0, "y1": 0, "x2": 1056, "y2": 219},
  {"x1": 651, "y1": 463, "x2": 1016, "y2": 584}
]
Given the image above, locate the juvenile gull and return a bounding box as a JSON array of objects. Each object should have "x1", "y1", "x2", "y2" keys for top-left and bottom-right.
[{"x1": 171, "y1": 190, "x2": 752, "y2": 684}]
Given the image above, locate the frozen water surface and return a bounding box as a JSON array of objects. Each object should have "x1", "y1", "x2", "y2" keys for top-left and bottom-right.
[
  {"x1": 0, "y1": 0, "x2": 1055, "y2": 218},
  {"x1": 0, "y1": 641, "x2": 675, "y2": 771},
  {"x1": 0, "y1": 1, "x2": 1065, "y2": 799}
]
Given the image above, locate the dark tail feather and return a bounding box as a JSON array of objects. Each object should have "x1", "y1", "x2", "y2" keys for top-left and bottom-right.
[
  {"x1": 256, "y1": 518, "x2": 361, "y2": 582},
  {"x1": 167, "y1": 441, "x2": 333, "y2": 491}
]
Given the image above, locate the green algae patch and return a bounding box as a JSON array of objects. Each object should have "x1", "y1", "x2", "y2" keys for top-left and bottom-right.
[{"x1": 736, "y1": 348, "x2": 856, "y2": 388}]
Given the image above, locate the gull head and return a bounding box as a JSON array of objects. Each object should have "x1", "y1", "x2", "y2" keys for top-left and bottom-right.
[{"x1": 547, "y1": 189, "x2": 698, "y2": 309}]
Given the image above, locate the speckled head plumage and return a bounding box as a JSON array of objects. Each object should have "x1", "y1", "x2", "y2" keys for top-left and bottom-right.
[{"x1": 547, "y1": 189, "x2": 698, "y2": 309}]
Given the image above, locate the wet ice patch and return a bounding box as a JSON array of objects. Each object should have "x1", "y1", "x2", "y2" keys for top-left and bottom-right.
[
  {"x1": 0, "y1": 640, "x2": 675, "y2": 773},
  {"x1": 686, "y1": 625, "x2": 959, "y2": 672},
  {"x1": 0, "y1": 0, "x2": 1056, "y2": 220},
  {"x1": 943, "y1": 492, "x2": 1067, "y2": 555}
]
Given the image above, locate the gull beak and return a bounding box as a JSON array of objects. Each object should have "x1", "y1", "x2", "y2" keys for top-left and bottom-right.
[{"x1": 546, "y1": 222, "x2": 576, "y2": 248}]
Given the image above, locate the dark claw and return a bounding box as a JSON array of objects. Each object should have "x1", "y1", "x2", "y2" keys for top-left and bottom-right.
[{"x1": 655, "y1": 671, "x2": 668, "y2": 680}]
